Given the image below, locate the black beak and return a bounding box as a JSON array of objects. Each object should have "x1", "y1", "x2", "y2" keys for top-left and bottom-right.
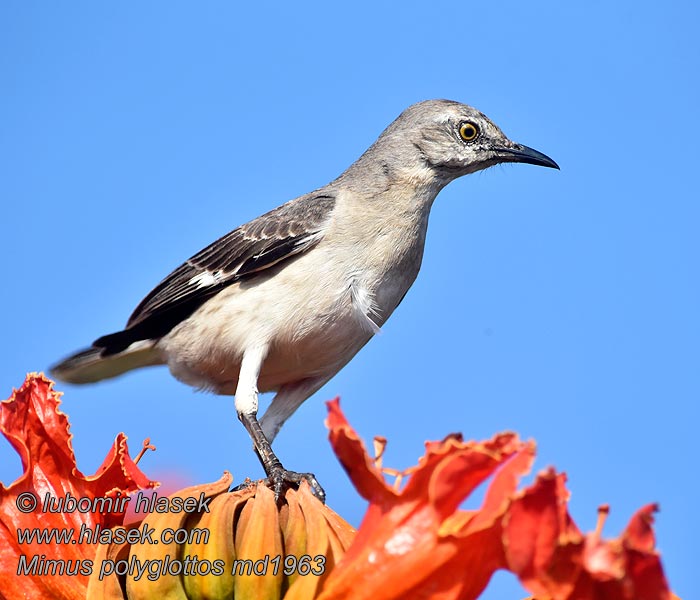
[{"x1": 497, "y1": 143, "x2": 560, "y2": 170}]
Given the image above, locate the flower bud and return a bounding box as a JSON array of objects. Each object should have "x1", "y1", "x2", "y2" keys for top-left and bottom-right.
[{"x1": 87, "y1": 473, "x2": 355, "y2": 600}]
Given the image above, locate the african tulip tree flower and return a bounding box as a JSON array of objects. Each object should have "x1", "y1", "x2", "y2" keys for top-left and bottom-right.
[
  {"x1": 0, "y1": 377, "x2": 676, "y2": 599},
  {"x1": 87, "y1": 477, "x2": 355, "y2": 599},
  {"x1": 0, "y1": 374, "x2": 156, "y2": 600},
  {"x1": 504, "y1": 471, "x2": 672, "y2": 600},
  {"x1": 319, "y1": 399, "x2": 675, "y2": 600},
  {"x1": 318, "y1": 399, "x2": 536, "y2": 599}
]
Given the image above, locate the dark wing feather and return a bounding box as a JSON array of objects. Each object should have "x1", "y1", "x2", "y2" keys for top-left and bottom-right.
[{"x1": 94, "y1": 193, "x2": 336, "y2": 354}]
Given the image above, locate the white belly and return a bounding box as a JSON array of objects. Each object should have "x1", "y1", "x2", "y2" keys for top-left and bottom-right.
[{"x1": 158, "y1": 240, "x2": 422, "y2": 394}]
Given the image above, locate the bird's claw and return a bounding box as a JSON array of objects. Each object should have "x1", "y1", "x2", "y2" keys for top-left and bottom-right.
[
  {"x1": 231, "y1": 469, "x2": 326, "y2": 503},
  {"x1": 264, "y1": 467, "x2": 326, "y2": 504}
]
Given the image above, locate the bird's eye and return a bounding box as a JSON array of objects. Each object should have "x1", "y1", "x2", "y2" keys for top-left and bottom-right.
[{"x1": 459, "y1": 121, "x2": 479, "y2": 142}]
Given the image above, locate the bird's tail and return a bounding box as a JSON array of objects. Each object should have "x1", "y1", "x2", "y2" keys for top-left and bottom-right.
[{"x1": 50, "y1": 341, "x2": 162, "y2": 384}]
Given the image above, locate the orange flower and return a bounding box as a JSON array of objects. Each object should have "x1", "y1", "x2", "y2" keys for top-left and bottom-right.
[
  {"x1": 0, "y1": 374, "x2": 156, "y2": 600},
  {"x1": 504, "y1": 470, "x2": 672, "y2": 600},
  {"x1": 0, "y1": 377, "x2": 677, "y2": 600},
  {"x1": 318, "y1": 399, "x2": 536, "y2": 600},
  {"x1": 318, "y1": 399, "x2": 675, "y2": 600}
]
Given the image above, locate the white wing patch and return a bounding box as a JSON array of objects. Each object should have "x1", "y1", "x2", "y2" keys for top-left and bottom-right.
[
  {"x1": 188, "y1": 269, "x2": 225, "y2": 288},
  {"x1": 295, "y1": 230, "x2": 324, "y2": 248}
]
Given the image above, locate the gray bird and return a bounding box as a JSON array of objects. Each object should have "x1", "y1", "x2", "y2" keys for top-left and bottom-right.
[{"x1": 51, "y1": 99, "x2": 558, "y2": 500}]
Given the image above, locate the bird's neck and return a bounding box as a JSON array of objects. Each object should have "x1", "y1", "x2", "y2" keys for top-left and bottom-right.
[{"x1": 337, "y1": 152, "x2": 448, "y2": 215}]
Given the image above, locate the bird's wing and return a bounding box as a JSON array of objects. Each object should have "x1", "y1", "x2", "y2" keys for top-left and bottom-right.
[{"x1": 94, "y1": 193, "x2": 336, "y2": 353}]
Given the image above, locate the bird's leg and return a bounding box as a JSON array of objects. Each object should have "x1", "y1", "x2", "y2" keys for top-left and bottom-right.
[
  {"x1": 238, "y1": 411, "x2": 325, "y2": 502},
  {"x1": 260, "y1": 374, "x2": 334, "y2": 443},
  {"x1": 234, "y1": 346, "x2": 326, "y2": 503}
]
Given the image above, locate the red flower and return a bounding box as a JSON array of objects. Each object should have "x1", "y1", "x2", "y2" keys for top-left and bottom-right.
[
  {"x1": 504, "y1": 470, "x2": 672, "y2": 600},
  {"x1": 0, "y1": 377, "x2": 677, "y2": 600},
  {"x1": 319, "y1": 399, "x2": 675, "y2": 600},
  {"x1": 0, "y1": 374, "x2": 156, "y2": 600},
  {"x1": 318, "y1": 399, "x2": 536, "y2": 600}
]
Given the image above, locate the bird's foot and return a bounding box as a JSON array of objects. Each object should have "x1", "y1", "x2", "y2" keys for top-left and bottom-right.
[
  {"x1": 264, "y1": 466, "x2": 326, "y2": 504},
  {"x1": 231, "y1": 469, "x2": 326, "y2": 503},
  {"x1": 236, "y1": 411, "x2": 326, "y2": 502}
]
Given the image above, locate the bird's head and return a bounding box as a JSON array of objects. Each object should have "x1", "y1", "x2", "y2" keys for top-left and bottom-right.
[{"x1": 383, "y1": 99, "x2": 559, "y2": 181}]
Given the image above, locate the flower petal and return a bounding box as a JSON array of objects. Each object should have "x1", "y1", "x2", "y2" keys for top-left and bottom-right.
[
  {"x1": 233, "y1": 484, "x2": 284, "y2": 600},
  {"x1": 0, "y1": 374, "x2": 156, "y2": 600},
  {"x1": 505, "y1": 471, "x2": 673, "y2": 600},
  {"x1": 319, "y1": 401, "x2": 531, "y2": 600},
  {"x1": 124, "y1": 472, "x2": 233, "y2": 600},
  {"x1": 183, "y1": 477, "x2": 248, "y2": 600},
  {"x1": 326, "y1": 398, "x2": 394, "y2": 503}
]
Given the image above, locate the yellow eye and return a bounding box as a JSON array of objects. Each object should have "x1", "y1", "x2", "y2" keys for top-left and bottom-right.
[{"x1": 459, "y1": 121, "x2": 479, "y2": 142}]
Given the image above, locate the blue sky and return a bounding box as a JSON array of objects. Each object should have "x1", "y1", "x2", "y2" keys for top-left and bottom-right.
[{"x1": 1, "y1": 2, "x2": 697, "y2": 597}]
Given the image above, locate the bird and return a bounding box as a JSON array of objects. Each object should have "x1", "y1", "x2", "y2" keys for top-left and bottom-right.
[{"x1": 51, "y1": 99, "x2": 559, "y2": 501}]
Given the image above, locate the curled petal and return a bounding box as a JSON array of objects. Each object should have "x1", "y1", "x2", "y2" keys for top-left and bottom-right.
[
  {"x1": 0, "y1": 374, "x2": 156, "y2": 600},
  {"x1": 320, "y1": 399, "x2": 534, "y2": 600},
  {"x1": 505, "y1": 472, "x2": 672, "y2": 600}
]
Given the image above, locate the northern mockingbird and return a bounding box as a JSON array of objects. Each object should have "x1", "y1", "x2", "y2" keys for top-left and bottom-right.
[{"x1": 51, "y1": 100, "x2": 558, "y2": 500}]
